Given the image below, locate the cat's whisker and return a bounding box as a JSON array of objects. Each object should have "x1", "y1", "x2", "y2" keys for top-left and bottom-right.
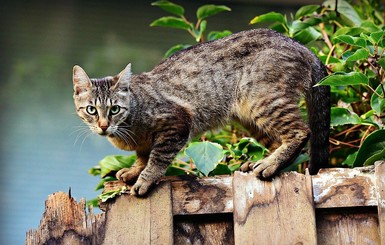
[{"x1": 118, "y1": 127, "x2": 138, "y2": 145}]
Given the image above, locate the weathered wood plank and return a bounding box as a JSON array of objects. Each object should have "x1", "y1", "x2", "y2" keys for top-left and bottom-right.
[
  {"x1": 174, "y1": 214, "x2": 234, "y2": 245},
  {"x1": 233, "y1": 171, "x2": 317, "y2": 245},
  {"x1": 26, "y1": 192, "x2": 105, "y2": 245},
  {"x1": 316, "y1": 208, "x2": 380, "y2": 245},
  {"x1": 312, "y1": 166, "x2": 376, "y2": 208},
  {"x1": 102, "y1": 182, "x2": 173, "y2": 245},
  {"x1": 171, "y1": 176, "x2": 233, "y2": 215},
  {"x1": 375, "y1": 161, "x2": 385, "y2": 245}
]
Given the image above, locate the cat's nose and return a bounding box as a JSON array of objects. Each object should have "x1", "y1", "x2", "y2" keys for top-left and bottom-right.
[
  {"x1": 100, "y1": 125, "x2": 108, "y2": 131},
  {"x1": 98, "y1": 120, "x2": 109, "y2": 132}
]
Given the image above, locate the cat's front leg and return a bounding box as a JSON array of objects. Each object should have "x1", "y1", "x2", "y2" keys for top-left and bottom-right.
[
  {"x1": 130, "y1": 135, "x2": 189, "y2": 196},
  {"x1": 116, "y1": 154, "x2": 148, "y2": 184}
]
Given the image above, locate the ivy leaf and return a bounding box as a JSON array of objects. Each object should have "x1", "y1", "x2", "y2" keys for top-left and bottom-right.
[
  {"x1": 345, "y1": 48, "x2": 369, "y2": 62},
  {"x1": 250, "y1": 12, "x2": 286, "y2": 25},
  {"x1": 151, "y1": 0, "x2": 184, "y2": 17},
  {"x1": 196, "y1": 5, "x2": 231, "y2": 21},
  {"x1": 353, "y1": 129, "x2": 385, "y2": 167},
  {"x1": 150, "y1": 16, "x2": 192, "y2": 31},
  {"x1": 371, "y1": 85, "x2": 385, "y2": 116},
  {"x1": 295, "y1": 5, "x2": 320, "y2": 20},
  {"x1": 99, "y1": 155, "x2": 136, "y2": 178},
  {"x1": 317, "y1": 72, "x2": 369, "y2": 86},
  {"x1": 330, "y1": 107, "x2": 361, "y2": 126},
  {"x1": 185, "y1": 141, "x2": 224, "y2": 176}
]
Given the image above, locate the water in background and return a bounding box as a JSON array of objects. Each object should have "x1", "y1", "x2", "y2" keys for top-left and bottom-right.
[{"x1": 0, "y1": 1, "x2": 294, "y2": 243}]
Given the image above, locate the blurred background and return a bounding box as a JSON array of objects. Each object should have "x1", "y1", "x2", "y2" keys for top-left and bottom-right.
[{"x1": 0, "y1": 0, "x2": 320, "y2": 243}]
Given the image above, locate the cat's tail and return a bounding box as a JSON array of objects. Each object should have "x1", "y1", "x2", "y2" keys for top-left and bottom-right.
[{"x1": 305, "y1": 60, "x2": 330, "y2": 174}]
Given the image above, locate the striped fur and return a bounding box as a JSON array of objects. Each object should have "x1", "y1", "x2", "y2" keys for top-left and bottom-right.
[{"x1": 73, "y1": 29, "x2": 330, "y2": 196}]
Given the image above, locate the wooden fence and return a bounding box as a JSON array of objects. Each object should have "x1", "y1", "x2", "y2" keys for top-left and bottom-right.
[{"x1": 27, "y1": 161, "x2": 385, "y2": 244}]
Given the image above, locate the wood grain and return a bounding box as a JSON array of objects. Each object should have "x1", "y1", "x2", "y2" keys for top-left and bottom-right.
[
  {"x1": 233, "y1": 171, "x2": 317, "y2": 245},
  {"x1": 102, "y1": 181, "x2": 173, "y2": 245},
  {"x1": 312, "y1": 166, "x2": 376, "y2": 208},
  {"x1": 26, "y1": 192, "x2": 105, "y2": 245}
]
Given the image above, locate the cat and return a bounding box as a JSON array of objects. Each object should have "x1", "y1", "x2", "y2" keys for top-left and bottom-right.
[{"x1": 73, "y1": 29, "x2": 330, "y2": 196}]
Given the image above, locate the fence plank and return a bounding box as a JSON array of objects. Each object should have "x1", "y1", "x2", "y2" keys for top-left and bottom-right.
[
  {"x1": 316, "y1": 209, "x2": 380, "y2": 245},
  {"x1": 172, "y1": 176, "x2": 233, "y2": 215},
  {"x1": 233, "y1": 171, "x2": 316, "y2": 245},
  {"x1": 312, "y1": 166, "x2": 376, "y2": 208},
  {"x1": 376, "y1": 161, "x2": 385, "y2": 245},
  {"x1": 102, "y1": 182, "x2": 173, "y2": 245}
]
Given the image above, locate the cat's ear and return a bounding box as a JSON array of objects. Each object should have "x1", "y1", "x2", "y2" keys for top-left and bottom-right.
[
  {"x1": 114, "y1": 64, "x2": 132, "y2": 90},
  {"x1": 73, "y1": 65, "x2": 92, "y2": 96}
]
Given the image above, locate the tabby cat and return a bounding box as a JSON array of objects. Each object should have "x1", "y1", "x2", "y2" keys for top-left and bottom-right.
[{"x1": 73, "y1": 29, "x2": 330, "y2": 196}]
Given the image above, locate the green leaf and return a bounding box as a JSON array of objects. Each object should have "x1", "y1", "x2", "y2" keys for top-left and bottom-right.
[
  {"x1": 330, "y1": 107, "x2": 361, "y2": 126},
  {"x1": 341, "y1": 151, "x2": 358, "y2": 167},
  {"x1": 151, "y1": 0, "x2": 184, "y2": 17},
  {"x1": 293, "y1": 26, "x2": 322, "y2": 44},
  {"x1": 150, "y1": 16, "x2": 192, "y2": 31},
  {"x1": 165, "y1": 165, "x2": 189, "y2": 176},
  {"x1": 353, "y1": 129, "x2": 385, "y2": 167},
  {"x1": 333, "y1": 35, "x2": 366, "y2": 48},
  {"x1": 371, "y1": 85, "x2": 385, "y2": 116},
  {"x1": 86, "y1": 198, "x2": 99, "y2": 208},
  {"x1": 378, "y1": 57, "x2": 385, "y2": 69},
  {"x1": 370, "y1": 31, "x2": 385, "y2": 44},
  {"x1": 99, "y1": 154, "x2": 136, "y2": 178},
  {"x1": 196, "y1": 4, "x2": 231, "y2": 21},
  {"x1": 317, "y1": 72, "x2": 369, "y2": 86},
  {"x1": 295, "y1": 5, "x2": 320, "y2": 20},
  {"x1": 185, "y1": 141, "x2": 224, "y2": 176},
  {"x1": 323, "y1": 0, "x2": 362, "y2": 26},
  {"x1": 95, "y1": 176, "x2": 117, "y2": 191},
  {"x1": 345, "y1": 48, "x2": 369, "y2": 62},
  {"x1": 250, "y1": 12, "x2": 286, "y2": 25},
  {"x1": 195, "y1": 20, "x2": 207, "y2": 42},
  {"x1": 88, "y1": 165, "x2": 101, "y2": 176},
  {"x1": 164, "y1": 44, "x2": 191, "y2": 58},
  {"x1": 98, "y1": 186, "x2": 128, "y2": 202},
  {"x1": 207, "y1": 30, "x2": 232, "y2": 41},
  {"x1": 282, "y1": 154, "x2": 309, "y2": 172},
  {"x1": 210, "y1": 164, "x2": 231, "y2": 176}
]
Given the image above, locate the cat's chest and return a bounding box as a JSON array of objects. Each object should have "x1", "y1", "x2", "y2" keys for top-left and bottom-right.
[{"x1": 107, "y1": 136, "x2": 134, "y2": 151}]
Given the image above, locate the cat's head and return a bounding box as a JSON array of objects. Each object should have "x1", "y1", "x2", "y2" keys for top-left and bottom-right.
[{"x1": 72, "y1": 64, "x2": 131, "y2": 136}]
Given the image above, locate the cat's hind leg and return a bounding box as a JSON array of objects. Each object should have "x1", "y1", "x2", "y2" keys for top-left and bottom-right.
[{"x1": 240, "y1": 104, "x2": 310, "y2": 178}]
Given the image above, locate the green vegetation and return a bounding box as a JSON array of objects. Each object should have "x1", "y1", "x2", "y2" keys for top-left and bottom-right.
[{"x1": 88, "y1": 0, "x2": 385, "y2": 205}]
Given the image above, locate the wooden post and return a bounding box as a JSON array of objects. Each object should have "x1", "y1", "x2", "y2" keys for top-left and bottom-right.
[
  {"x1": 233, "y1": 171, "x2": 317, "y2": 245},
  {"x1": 101, "y1": 181, "x2": 173, "y2": 245},
  {"x1": 376, "y1": 161, "x2": 385, "y2": 245}
]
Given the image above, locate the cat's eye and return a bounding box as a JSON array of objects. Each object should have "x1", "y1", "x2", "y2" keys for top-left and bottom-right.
[
  {"x1": 110, "y1": 105, "x2": 121, "y2": 115},
  {"x1": 86, "y1": 106, "x2": 97, "y2": 115}
]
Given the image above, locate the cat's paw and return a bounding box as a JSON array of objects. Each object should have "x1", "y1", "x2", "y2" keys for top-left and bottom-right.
[
  {"x1": 116, "y1": 167, "x2": 141, "y2": 184},
  {"x1": 130, "y1": 178, "x2": 154, "y2": 196},
  {"x1": 251, "y1": 160, "x2": 281, "y2": 179},
  {"x1": 240, "y1": 161, "x2": 254, "y2": 172}
]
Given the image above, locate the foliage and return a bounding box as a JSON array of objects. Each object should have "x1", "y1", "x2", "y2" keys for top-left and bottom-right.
[
  {"x1": 249, "y1": 0, "x2": 385, "y2": 167},
  {"x1": 150, "y1": 0, "x2": 232, "y2": 57},
  {"x1": 88, "y1": 0, "x2": 385, "y2": 205}
]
